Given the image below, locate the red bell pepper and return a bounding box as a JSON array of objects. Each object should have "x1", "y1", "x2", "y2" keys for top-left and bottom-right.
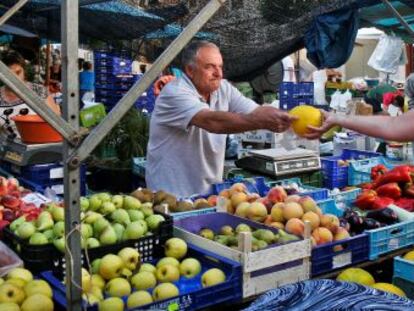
[
  {"x1": 371, "y1": 164, "x2": 388, "y2": 182},
  {"x1": 375, "y1": 182, "x2": 401, "y2": 199},
  {"x1": 372, "y1": 197, "x2": 394, "y2": 210},
  {"x1": 355, "y1": 190, "x2": 377, "y2": 210},
  {"x1": 395, "y1": 198, "x2": 414, "y2": 212},
  {"x1": 373, "y1": 166, "x2": 412, "y2": 189}
]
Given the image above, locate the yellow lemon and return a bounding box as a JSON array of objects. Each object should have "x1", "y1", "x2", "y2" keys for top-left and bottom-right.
[
  {"x1": 403, "y1": 250, "x2": 414, "y2": 261},
  {"x1": 372, "y1": 283, "x2": 406, "y2": 297},
  {"x1": 289, "y1": 105, "x2": 322, "y2": 137}
]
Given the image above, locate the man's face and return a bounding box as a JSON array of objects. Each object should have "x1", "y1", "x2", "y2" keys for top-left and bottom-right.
[{"x1": 185, "y1": 46, "x2": 223, "y2": 96}]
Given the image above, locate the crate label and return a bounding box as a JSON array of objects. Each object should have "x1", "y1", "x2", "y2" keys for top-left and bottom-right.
[
  {"x1": 266, "y1": 162, "x2": 273, "y2": 172},
  {"x1": 22, "y1": 192, "x2": 52, "y2": 207},
  {"x1": 332, "y1": 252, "x2": 352, "y2": 269},
  {"x1": 50, "y1": 167, "x2": 64, "y2": 179},
  {"x1": 51, "y1": 184, "x2": 64, "y2": 195},
  {"x1": 389, "y1": 238, "x2": 399, "y2": 249}
]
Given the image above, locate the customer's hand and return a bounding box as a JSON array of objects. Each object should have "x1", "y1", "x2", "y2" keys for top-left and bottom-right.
[
  {"x1": 304, "y1": 110, "x2": 337, "y2": 139},
  {"x1": 251, "y1": 106, "x2": 298, "y2": 133}
]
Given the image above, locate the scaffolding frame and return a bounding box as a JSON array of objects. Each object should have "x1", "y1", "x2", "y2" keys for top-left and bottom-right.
[{"x1": 0, "y1": 0, "x2": 227, "y2": 310}]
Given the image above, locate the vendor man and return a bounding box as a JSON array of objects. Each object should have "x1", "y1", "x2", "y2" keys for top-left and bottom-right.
[{"x1": 146, "y1": 41, "x2": 296, "y2": 197}]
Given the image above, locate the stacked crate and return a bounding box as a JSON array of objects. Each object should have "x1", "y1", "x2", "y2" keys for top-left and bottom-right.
[{"x1": 279, "y1": 82, "x2": 314, "y2": 110}]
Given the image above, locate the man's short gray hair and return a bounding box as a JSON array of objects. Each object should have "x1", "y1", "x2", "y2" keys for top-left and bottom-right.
[{"x1": 181, "y1": 41, "x2": 219, "y2": 68}]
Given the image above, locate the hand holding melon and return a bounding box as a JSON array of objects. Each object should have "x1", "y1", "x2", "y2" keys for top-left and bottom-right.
[{"x1": 289, "y1": 105, "x2": 323, "y2": 137}]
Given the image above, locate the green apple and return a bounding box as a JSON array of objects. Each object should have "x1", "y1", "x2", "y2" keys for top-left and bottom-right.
[
  {"x1": 20, "y1": 294, "x2": 54, "y2": 311},
  {"x1": 146, "y1": 214, "x2": 165, "y2": 231},
  {"x1": 118, "y1": 247, "x2": 140, "y2": 271},
  {"x1": 156, "y1": 257, "x2": 180, "y2": 268},
  {"x1": 29, "y1": 232, "x2": 48, "y2": 245},
  {"x1": 110, "y1": 209, "x2": 131, "y2": 226},
  {"x1": 105, "y1": 278, "x2": 131, "y2": 297},
  {"x1": 0, "y1": 302, "x2": 19, "y2": 311},
  {"x1": 127, "y1": 209, "x2": 144, "y2": 221},
  {"x1": 199, "y1": 228, "x2": 214, "y2": 240},
  {"x1": 53, "y1": 221, "x2": 65, "y2": 238},
  {"x1": 7, "y1": 268, "x2": 33, "y2": 283},
  {"x1": 201, "y1": 268, "x2": 226, "y2": 287},
  {"x1": 111, "y1": 195, "x2": 124, "y2": 209},
  {"x1": 235, "y1": 223, "x2": 252, "y2": 233},
  {"x1": 127, "y1": 290, "x2": 153, "y2": 308},
  {"x1": 99, "y1": 254, "x2": 124, "y2": 280},
  {"x1": 123, "y1": 221, "x2": 145, "y2": 240},
  {"x1": 152, "y1": 283, "x2": 179, "y2": 301},
  {"x1": 98, "y1": 297, "x2": 124, "y2": 311},
  {"x1": 0, "y1": 283, "x2": 25, "y2": 304},
  {"x1": 91, "y1": 274, "x2": 106, "y2": 290},
  {"x1": 139, "y1": 263, "x2": 156, "y2": 274},
  {"x1": 180, "y1": 258, "x2": 201, "y2": 279},
  {"x1": 99, "y1": 225, "x2": 117, "y2": 246},
  {"x1": 156, "y1": 264, "x2": 180, "y2": 283},
  {"x1": 112, "y1": 223, "x2": 125, "y2": 242},
  {"x1": 93, "y1": 218, "x2": 110, "y2": 236},
  {"x1": 43, "y1": 229, "x2": 54, "y2": 241},
  {"x1": 86, "y1": 237, "x2": 100, "y2": 248},
  {"x1": 51, "y1": 206, "x2": 64, "y2": 222},
  {"x1": 123, "y1": 196, "x2": 141, "y2": 210},
  {"x1": 130, "y1": 271, "x2": 157, "y2": 290},
  {"x1": 89, "y1": 194, "x2": 103, "y2": 211},
  {"x1": 53, "y1": 237, "x2": 65, "y2": 253},
  {"x1": 165, "y1": 238, "x2": 187, "y2": 259},
  {"x1": 16, "y1": 222, "x2": 36, "y2": 239},
  {"x1": 24, "y1": 279, "x2": 52, "y2": 298},
  {"x1": 91, "y1": 259, "x2": 101, "y2": 274},
  {"x1": 100, "y1": 201, "x2": 116, "y2": 215},
  {"x1": 80, "y1": 196, "x2": 90, "y2": 212},
  {"x1": 5, "y1": 278, "x2": 26, "y2": 288}
]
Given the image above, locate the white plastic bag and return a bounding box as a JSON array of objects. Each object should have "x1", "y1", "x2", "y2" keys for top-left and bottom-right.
[
  {"x1": 330, "y1": 90, "x2": 341, "y2": 110},
  {"x1": 339, "y1": 89, "x2": 352, "y2": 110},
  {"x1": 368, "y1": 34, "x2": 404, "y2": 74},
  {"x1": 0, "y1": 241, "x2": 23, "y2": 277},
  {"x1": 313, "y1": 70, "x2": 327, "y2": 106}
]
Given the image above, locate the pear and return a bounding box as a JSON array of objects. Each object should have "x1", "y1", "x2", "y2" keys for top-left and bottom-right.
[
  {"x1": 51, "y1": 206, "x2": 64, "y2": 222},
  {"x1": 10, "y1": 216, "x2": 26, "y2": 232},
  {"x1": 24, "y1": 279, "x2": 53, "y2": 298},
  {"x1": 43, "y1": 229, "x2": 55, "y2": 241},
  {"x1": 123, "y1": 196, "x2": 141, "y2": 210},
  {"x1": 0, "y1": 283, "x2": 25, "y2": 304},
  {"x1": 7, "y1": 268, "x2": 33, "y2": 283},
  {"x1": 83, "y1": 211, "x2": 102, "y2": 224},
  {"x1": 91, "y1": 259, "x2": 101, "y2": 274},
  {"x1": 53, "y1": 237, "x2": 65, "y2": 253},
  {"x1": 99, "y1": 226, "x2": 117, "y2": 246},
  {"x1": 112, "y1": 223, "x2": 125, "y2": 242},
  {"x1": 86, "y1": 237, "x2": 100, "y2": 248},
  {"x1": 0, "y1": 302, "x2": 19, "y2": 311},
  {"x1": 100, "y1": 201, "x2": 116, "y2": 215},
  {"x1": 21, "y1": 293, "x2": 53, "y2": 311},
  {"x1": 141, "y1": 204, "x2": 154, "y2": 217},
  {"x1": 111, "y1": 195, "x2": 124, "y2": 209},
  {"x1": 97, "y1": 192, "x2": 112, "y2": 203},
  {"x1": 93, "y1": 218, "x2": 110, "y2": 237},
  {"x1": 53, "y1": 221, "x2": 65, "y2": 238},
  {"x1": 29, "y1": 232, "x2": 48, "y2": 245},
  {"x1": 98, "y1": 297, "x2": 124, "y2": 311},
  {"x1": 123, "y1": 221, "x2": 145, "y2": 240},
  {"x1": 36, "y1": 212, "x2": 54, "y2": 231},
  {"x1": 91, "y1": 274, "x2": 106, "y2": 290},
  {"x1": 127, "y1": 209, "x2": 144, "y2": 221},
  {"x1": 80, "y1": 196, "x2": 90, "y2": 212},
  {"x1": 88, "y1": 194, "x2": 103, "y2": 211},
  {"x1": 80, "y1": 223, "x2": 93, "y2": 240},
  {"x1": 127, "y1": 290, "x2": 153, "y2": 308},
  {"x1": 137, "y1": 220, "x2": 148, "y2": 235},
  {"x1": 16, "y1": 222, "x2": 36, "y2": 239},
  {"x1": 110, "y1": 209, "x2": 131, "y2": 226}
]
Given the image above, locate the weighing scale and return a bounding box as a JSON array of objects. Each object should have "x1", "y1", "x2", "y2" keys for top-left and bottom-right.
[
  {"x1": 235, "y1": 148, "x2": 321, "y2": 178},
  {"x1": 0, "y1": 136, "x2": 63, "y2": 166}
]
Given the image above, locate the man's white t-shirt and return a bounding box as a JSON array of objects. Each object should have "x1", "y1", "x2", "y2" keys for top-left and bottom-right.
[{"x1": 146, "y1": 74, "x2": 258, "y2": 197}]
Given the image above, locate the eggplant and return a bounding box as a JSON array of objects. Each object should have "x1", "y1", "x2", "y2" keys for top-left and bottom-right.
[
  {"x1": 362, "y1": 218, "x2": 382, "y2": 230},
  {"x1": 347, "y1": 215, "x2": 365, "y2": 234},
  {"x1": 339, "y1": 218, "x2": 351, "y2": 231},
  {"x1": 344, "y1": 209, "x2": 359, "y2": 219},
  {"x1": 366, "y1": 208, "x2": 398, "y2": 225}
]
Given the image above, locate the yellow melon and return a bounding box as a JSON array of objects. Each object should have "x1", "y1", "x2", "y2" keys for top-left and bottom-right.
[
  {"x1": 336, "y1": 268, "x2": 375, "y2": 286},
  {"x1": 289, "y1": 105, "x2": 322, "y2": 137},
  {"x1": 372, "y1": 283, "x2": 406, "y2": 297},
  {"x1": 403, "y1": 250, "x2": 414, "y2": 261}
]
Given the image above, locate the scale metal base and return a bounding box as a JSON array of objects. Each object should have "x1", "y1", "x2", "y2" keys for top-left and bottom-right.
[
  {"x1": 235, "y1": 148, "x2": 321, "y2": 177},
  {"x1": 0, "y1": 137, "x2": 63, "y2": 166}
]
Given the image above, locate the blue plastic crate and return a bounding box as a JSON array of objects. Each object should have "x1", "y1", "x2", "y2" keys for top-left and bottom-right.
[
  {"x1": 394, "y1": 256, "x2": 414, "y2": 283},
  {"x1": 172, "y1": 207, "x2": 217, "y2": 220},
  {"x1": 311, "y1": 233, "x2": 369, "y2": 276},
  {"x1": 318, "y1": 199, "x2": 345, "y2": 217},
  {"x1": 348, "y1": 156, "x2": 394, "y2": 186},
  {"x1": 266, "y1": 177, "x2": 329, "y2": 201},
  {"x1": 367, "y1": 220, "x2": 414, "y2": 260},
  {"x1": 321, "y1": 149, "x2": 381, "y2": 189},
  {"x1": 42, "y1": 243, "x2": 242, "y2": 311},
  {"x1": 212, "y1": 176, "x2": 268, "y2": 196},
  {"x1": 329, "y1": 188, "x2": 362, "y2": 209}
]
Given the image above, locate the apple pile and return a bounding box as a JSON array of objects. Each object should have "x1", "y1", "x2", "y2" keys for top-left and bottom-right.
[
  {"x1": 79, "y1": 238, "x2": 226, "y2": 310},
  {"x1": 220, "y1": 183, "x2": 351, "y2": 247},
  {"x1": 198, "y1": 223, "x2": 299, "y2": 251},
  {"x1": 0, "y1": 267, "x2": 54, "y2": 311},
  {"x1": 8, "y1": 193, "x2": 166, "y2": 252}
]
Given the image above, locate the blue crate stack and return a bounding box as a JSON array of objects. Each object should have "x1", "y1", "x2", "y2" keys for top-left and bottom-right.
[
  {"x1": 279, "y1": 82, "x2": 314, "y2": 110},
  {"x1": 94, "y1": 51, "x2": 155, "y2": 112}
]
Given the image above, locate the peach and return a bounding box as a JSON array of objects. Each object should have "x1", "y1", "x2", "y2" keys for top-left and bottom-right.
[
  {"x1": 267, "y1": 186, "x2": 287, "y2": 204},
  {"x1": 224, "y1": 198, "x2": 234, "y2": 214},
  {"x1": 1, "y1": 195, "x2": 20, "y2": 209},
  {"x1": 230, "y1": 182, "x2": 247, "y2": 193},
  {"x1": 334, "y1": 227, "x2": 351, "y2": 241},
  {"x1": 256, "y1": 197, "x2": 273, "y2": 213},
  {"x1": 285, "y1": 195, "x2": 301, "y2": 203},
  {"x1": 247, "y1": 202, "x2": 268, "y2": 222},
  {"x1": 285, "y1": 218, "x2": 305, "y2": 236},
  {"x1": 235, "y1": 202, "x2": 250, "y2": 218},
  {"x1": 219, "y1": 189, "x2": 230, "y2": 198},
  {"x1": 264, "y1": 215, "x2": 273, "y2": 225},
  {"x1": 312, "y1": 227, "x2": 333, "y2": 245},
  {"x1": 247, "y1": 193, "x2": 260, "y2": 203},
  {"x1": 302, "y1": 211, "x2": 320, "y2": 230},
  {"x1": 283, "y1": 202, "x2": 304, "y2": 220},
  {"x1": 299, "y1": 196, "x2": 318, "y2": 213},
  {"x1": 270, "y1": 203, "x2": 285, "y2": 223},
  {"x1": 207, "y1": 195, "x2": 218, "y2": 207},
  {"x1": 315, "y1": 207, "x2": 323, "y2": 217},
  {"x1": 310, "y1": 236, "x2": 317, "y2": 247},
  {"x1": 231, "y1": 192, "x2": 248, "y2": 209},
  {"x1": 269, "y1": 222, "x2": 285, "y2": 230},
  {"x1": 320, "y1": 214, "x2": 340, "y2": 234}
]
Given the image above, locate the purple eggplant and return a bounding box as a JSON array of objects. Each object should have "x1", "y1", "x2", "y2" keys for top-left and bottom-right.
[
  {"x1": 347, "y1": 215, "x2": 365, "y2": 234},
  {"x1": 366, "y1": 208, "x2": 398, "y2": 225},
  {"x1": 362, "y1": 218, "x2": 382, "y2": 230},
  {"x1": 339, "y1": 218, "x2": 351, "y2": 231}
]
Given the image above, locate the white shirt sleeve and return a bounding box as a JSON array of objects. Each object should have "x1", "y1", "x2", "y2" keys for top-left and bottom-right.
[
  {"x1": 224, "y1": 80, "x2": 258, "y2": 114},
  {"x1": 154, "y1": 83, "x2": 209, "y2": 131}
]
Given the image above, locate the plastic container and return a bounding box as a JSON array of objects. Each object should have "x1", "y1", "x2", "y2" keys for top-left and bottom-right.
[
  {"x1": 393, "y1": 277, "x2": 414, "y2": 300},
  {"x1": 170, "y1": 207, "x2": 217, "y2": 220},
  {"x1": 321, "y1": 149, "x2": 381, "y2": 189},
  {"x1": 329, "y1": 188, "x2": 362, "y2": 209},
  {"x1": 212, "y1": 176, "x2": 268, "y2": 197},
  {"x1": 43, "y1": 243, "x2": 242, "y2": 311},
  {"x1": 394, "y1": 256, "x2": 414, "y2": 283},
  {"x1": 266, "y1": 177, "x2": 329, "y2": 201},
  {"x1": 132, "y1": 157, "x2": 146, "y2": 177},
  {"x1": 12, "y1": 115, "x2": 62, "y2": 144},
  {"x1": 386, "y1": 143, "x2": 405, "y2": 161},
  {"x1": 348, "y1": 157, "x2": 393, "y2": 186},
  {"x1": 174, "y1": 213, "x2": 311, "y2": 298}
]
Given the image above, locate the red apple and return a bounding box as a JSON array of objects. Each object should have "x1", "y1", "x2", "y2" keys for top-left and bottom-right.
[{"x1": 267, "y1": 186, "x2": 288, "y2": 204}]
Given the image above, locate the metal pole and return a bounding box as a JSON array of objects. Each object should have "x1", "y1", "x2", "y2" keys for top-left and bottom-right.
[
  {"x1": 0, "y1": 61, "x2": 78, "y2": 142},
  {"x1": 0, "y1": 0, "x2": 28, "y2": 27},
  {"x1": 62, "y1": 0, "x2": 82, "y2": 310},
  {"x1": 71, "y1": 0, "x2": 227, "y2": 164},
  {"x1": 381, "y1": 0, "x2": 414, "y2": 37}
]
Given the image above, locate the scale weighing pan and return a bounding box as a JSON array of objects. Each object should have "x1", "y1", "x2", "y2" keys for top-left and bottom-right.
[{"x1": 248, "y1": 148, "x2": 318, "y2": 161}]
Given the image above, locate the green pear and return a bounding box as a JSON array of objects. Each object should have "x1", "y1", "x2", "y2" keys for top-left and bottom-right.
[
  {"x1": 99, "y1": 225, "x2": 117, "y2": 246},
  {"x1": 112, "y1": 223, "x2": 125, "y2": 242},
  {"x1": 10, "y1": 216, "x2": 26, "y2": 232},
  {"x1": 43, "y1": 229, "x2": 55, "y2": 242},
  {"x1": 111, "y1": 195, "x2": 124, "y2": 209},
  {"x1": 36, "y1": 211, "x2": 54, "y2": 231},
  {"x1": 123, "y1": 196, "x2": 141, "y2": 210},
  {"x1": 145, "y1": 214, "x2": 165, "y2": 231},
  {"x1": 86, "y1": 237, "x2": 100, "y2": 248},
  {"x1": 127, "y1": 290, "x2": 153, "y2": 309},
  {"x1": 53, "y1": 221, "x2": 65, "y2": 238},
  {"x1": 137, "y1": 220, "x2": 148, "y2": 235},
  {"x1": 51, "y1": 206, "x2": 64, "y2": 222},
  {"x1": 80, "y1": 223, "x2": 93, "y2": 240},
  {"x1": 83, "y1": 211, "x2": 102, "y2": 224},
  {"x1": 97, "y1": 192, "x2": 112, "y2": 203},
  {"x1": 123, "y1": 221, "x2": 145, "y2": 240},
  {"x1": 110, "y1": 209, "x2": 131, "y2": 226},
  {"x1": 98, "y1": 297, "x2": 124, "y2": 311},
  {"x1": 130, "y1": 271, "x2": 156, "y2": 290},
  {"x1": 139, "y1": 263, "x2": 156, "y2": 274},
  {"x1": 100, "y1": 201, "x2": 116, "y2": 215},
  {"x1": 88, "y1": 194, "x2": 103, "y2": 211},
  {"x1": 91, "y1": 259, "x2": 101, "y2": 274},
  {"x1": 93, "y1": 218, "x2": 110, "y2": 236},
  {"x1": 53, "y1": 237, "x2": 65, "y2": 253},
  {"x1": 141, "y1": 204, "x2": 154, "y2": 217},
  {"x1": 80, "y1": 196, "x2": 90, "y2": 212},
  {"x1": 29, "y1": 232, "x2": 48, "y2": 245},
  {"x1": 127, "y1": 209, "x2": 144, "y2": 221},
  {"x1": 16, "y1": 222, "x2": 36, "y2": 239}
]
